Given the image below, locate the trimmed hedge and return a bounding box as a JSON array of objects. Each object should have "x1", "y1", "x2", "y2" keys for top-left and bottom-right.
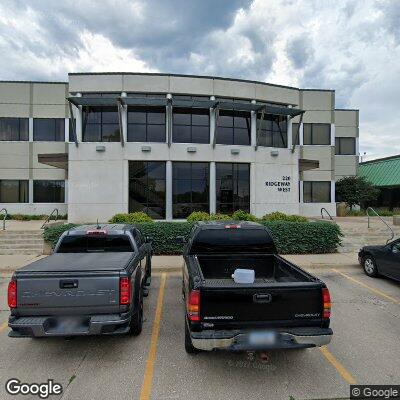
[{"x1": 43, "y1": 221, "x2": 341, "y2": 255}]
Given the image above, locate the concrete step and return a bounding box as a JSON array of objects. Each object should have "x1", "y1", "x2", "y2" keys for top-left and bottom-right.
[
  {"x1": 0, "y1": 249, "x2": 43, "y2": 255},
  {"x1": 0, "y1": 244, "x2": 43, "y2": 250},
  {"x1": 0, "y1": 238, "x2": 44, "y2": 244}
]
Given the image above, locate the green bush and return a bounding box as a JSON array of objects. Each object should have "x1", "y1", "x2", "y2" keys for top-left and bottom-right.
[
  {"x1": 43, "y1": 223, "x2": 77, "y2": 248},
  {"x1": 109, "y1": 212, "x2": 153, "y2": 223},
  {"x1": 43, "y1": 220, "x2": 342, "y2": 255},
  {"x1": 261, "y1": 211, "x2": 308, "y2": 223},
  {"x1": 231, "y1": 210, "x2": 258, "y2": 221},
  {"x1": 187, "y1": 211, "x2": 211, "y2": 222},
  {"x1": 210, "y1": 213, "x2": 231, "y2": 220},
  {"x1": 6, "y1": 214, "x2": 68, "y2": 221}
]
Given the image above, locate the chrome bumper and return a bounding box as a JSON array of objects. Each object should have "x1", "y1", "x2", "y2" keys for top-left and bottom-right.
[{"x1": 190, "y1": 328, "x2": 333, "y2": 351}]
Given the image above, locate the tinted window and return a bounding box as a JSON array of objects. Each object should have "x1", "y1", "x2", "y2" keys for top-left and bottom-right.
[
  {"x1": 257, "y1": 114, "x2": 287, "y2": 148},
  {"x1": 129, "y1": 161, "x2": 166, "y2": 219},
  {"x1": 173, "y1": 107, "x2": 209, "y2": 143},
  {"x1": 335, "y1": 137, "x2": 356, "y2": 155},
  {"x1": 83, "y1": 106, "x2": 120, "y2": 142},
  {"x1": 292, "y1": 123, "x2": 300, "y2": 145},
  {"x1": 33, "y1": 180, "x2": 65, "y2": 203},
  {"x1": 33, "y1": 118, "x2": 65, "y2": 141},
  {"x1": 58, "y1": 235, "x2": 133, "y2": 253},
  {"x1": 0, "y1": 118, "x2": 29, "y2": 141},
  {"x1": 0, "y1": 180, "x2": 28, "y2": 202},
  {"x1": 216, "y1": 110, "x2": 251, "y2": 145},
  {"x1": 173, "y1": 162, "x2": 209, "y2": 218},
  {"x1": 190, "y1": 228, "x2": 276, "y2": 254},
  {"x1": 303, "y1": 181, "x2": 331, "y2": 203},
  {"x1": 303, "y1": 123, "x2": 330, "y2": 145},
  {"x1": 128, "y1": 106, "x2": 165, "y2": 142},
  {"x1": 216, "y1": 163, "x2": 250, "y2": 214}
]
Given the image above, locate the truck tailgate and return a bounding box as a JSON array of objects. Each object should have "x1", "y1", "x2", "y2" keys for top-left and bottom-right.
[
  {"x1": 15, "y1": 272, "x2": 120, "y2": 316},
  {"x1": 201, "y1": 283, "x2": 323, "y2": 327}
]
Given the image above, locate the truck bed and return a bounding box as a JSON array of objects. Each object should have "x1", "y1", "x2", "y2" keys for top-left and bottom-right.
[{"x1": 195, "y1": 254, "x2": 316, "y2": 285}]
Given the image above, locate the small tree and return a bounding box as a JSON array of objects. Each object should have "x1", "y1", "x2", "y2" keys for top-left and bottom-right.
[{"x1": 336, "y1": 176, "x2": 379, "y2": 209}]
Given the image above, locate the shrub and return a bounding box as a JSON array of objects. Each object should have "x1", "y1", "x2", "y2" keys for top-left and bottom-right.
[
  {"x1": 210, "y1": 213, "x2": 231, "y2": 220},
  {"x1": 231, "y1": 210, "x2": 258, "y2": 221},
  {"x1": 261, "y1": 211, "x2": 308, "y2": 223},
  {"x1": 109, "y1": 212, "x2": 153, "y2": 223},
  {"x1": 6, "y1": 214, "x2": 68, "y2": 221},
  {"x1": 187, "y1": 211, "x2": 211, "y2": 222},
  {"x1": 43, "y1": 220, "x2": 342, "y2": 255},
  {"x1": 43, "y1": 223, "x2": 77, "y2": 248}
]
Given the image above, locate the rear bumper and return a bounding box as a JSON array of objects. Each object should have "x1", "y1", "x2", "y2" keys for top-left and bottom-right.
[
  {"x1": 190, "y1": 327, "x2": 333, "y2": 351},
  {"x1": 8, "y1": 313, "x2": 132, "y2": 338}
]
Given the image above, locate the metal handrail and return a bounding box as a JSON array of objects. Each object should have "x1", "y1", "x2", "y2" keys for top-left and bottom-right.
[
  {"x1": 367, "y1": 207, "x2": 394, "y2": 244},
  {"x1": 41, "y1": 208, "x2": 59, "y2": 229},
  {"x1": 321, "y1": 207, "x2": 333, "y2": 221},
  {"x1": 0, "y1": 208, "x2": 7, "y2": 230}
]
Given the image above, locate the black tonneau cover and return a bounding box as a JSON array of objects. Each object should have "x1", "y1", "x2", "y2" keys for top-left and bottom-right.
[{"x1": 17, "y1": 253, "x2": 135, "y2": 273}]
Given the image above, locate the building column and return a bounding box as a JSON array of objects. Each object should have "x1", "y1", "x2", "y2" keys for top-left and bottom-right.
[
  {"x1": 287, "y1": 106, "x2": 292, "y2": 149},
  {"x1": 121, "y1": 91, "x2": 128, "y2": 144},
  {"x1": 210, "y1": 161, "x2": 216, "y2": 214},
  {"x1": 166, "y1": 93, "x2": 172, "y2": 146},
  {"x1": 251, "y1": 100, "x2": 257, "y2": 148},
  {"x1": 330, "y1": 123, "x2": 335, "y2": 146},
  {"x1": 250, "y1": 162, "x2": 256, "y2": 215},
  {"x1": 299, "y1": 181, "x2": 304, "y2": 204},
  {"x1": 28, "y1": 118, "x2": 33, "y2": 142},
  {"x1": 299, "y1": 123, "x2": 304, "y2": 146},
  {"x1": 210, "y1": 95, "x2": 215, "y2": 146},
  {"x1": 75, "y1": 92, "x2": 82, "y2": 142},
  {"x1": 28, "y1": 180, "x2": 33, "y2": 204},
  {"x1": 166, "y1": 161, "x2": 173, "y2": 221},
  {"x1": 64, "y1": 118, "x2": 69, "y2": 142},
  {"x1": 331, "y1": 180, "x2": 336, "y2": 204}
]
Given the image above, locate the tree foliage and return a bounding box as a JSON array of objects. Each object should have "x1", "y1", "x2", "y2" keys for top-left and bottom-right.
[{"x1": 336, "y1": 176, "x2": 379, "y2": 208}]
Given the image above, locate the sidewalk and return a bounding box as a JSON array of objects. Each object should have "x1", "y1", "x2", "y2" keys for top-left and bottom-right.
[{"x1": 0, "y1": 253, "x2": 358, "y2": 276}]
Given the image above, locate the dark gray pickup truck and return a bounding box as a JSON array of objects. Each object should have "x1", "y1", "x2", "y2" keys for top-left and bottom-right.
[
  {"x1": 182, "y1": 221, "x2": 333, "y2": 353},
  {"x1": 7, "y1": 224, "x2": 152, "y2": 338}
]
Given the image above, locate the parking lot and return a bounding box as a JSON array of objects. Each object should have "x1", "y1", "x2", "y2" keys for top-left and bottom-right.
[{"x1": 0, "y1": 262, "x2": 399, "y2": 400}]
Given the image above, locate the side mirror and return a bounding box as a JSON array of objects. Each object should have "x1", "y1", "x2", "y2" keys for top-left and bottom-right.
[
  {"x1": 175, "y1": 235, "x2": 187, "y2": 244},
  {"x1": 145, "y1": 236, "x2": 154, "y2": 244}
]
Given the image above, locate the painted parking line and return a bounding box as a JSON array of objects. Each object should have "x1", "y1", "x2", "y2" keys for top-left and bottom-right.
[
  {"x1": 139, "y1": 272, "x2": 167, "y2": 400},
  {"x1": 331, "y1": 268, "x2": 400, "y2": 304},
  {"x1": 0, "y1": 320, "x2": 7, "y2": 333},
  {"x1": 319, "y1": 346, "x2": 357, "y2": 385}
]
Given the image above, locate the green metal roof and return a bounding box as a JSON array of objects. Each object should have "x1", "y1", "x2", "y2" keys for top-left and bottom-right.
[{"x1": 359, "y1": 155, "x2": 400, "y2": 187}]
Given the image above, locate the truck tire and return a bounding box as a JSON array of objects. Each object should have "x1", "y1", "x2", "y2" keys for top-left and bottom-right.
[
  {"x1": 362, "y1": 255, "x2": 378, "y2": 277},
  {"x1": 129, "y1": 296, "x2": 143, "y2": 336},
  {"x1": 185, "y1": 320, "x2": 200, "y2": 354}
]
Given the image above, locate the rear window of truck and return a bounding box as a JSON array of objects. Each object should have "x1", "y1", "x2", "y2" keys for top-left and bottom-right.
[{"x1": 57, "y1": 235, "x2": 134, "y2": 253}]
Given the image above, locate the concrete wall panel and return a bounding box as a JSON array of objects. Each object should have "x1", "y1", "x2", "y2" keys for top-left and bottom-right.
[
  {"x1": 32, "y1": 83, "x2": 68, "y2": 104},
  {"x1": 302, "y1": 110, "x2": 333, "y2": 123},
  {"x1": 335, "y1": 126, "x2": 358, "y2": 138},
  {"x1": 0, "y1": 104, "x2": 30, "y2": 117},
  {"x1": 213, "y1": 79, "x2": 256, "y2": 99},
  {"x1": 255, "y1": 84, "x2": 299, "y2": 105},
  {"x1": 170, "y1": 76, "x2": 213, "y2": 96},
  {"x1": 122, "y1": 74, "x2": 170, "y2": 93},
  {"x1": 69, "y1": 74, "x2": 123, "y2": 93},
  {"x1": 335, "y1": 110, "x2": 358, "y2": 126},
  {"x1": 32, "y1": 104, "x2": 68, "y2": 118},
  {"x1": 302, "y1": 90, "x2": 333, "y2": 110},
  {"x1": 0, "y1": 82, "x2": 30, "y2": 103}
]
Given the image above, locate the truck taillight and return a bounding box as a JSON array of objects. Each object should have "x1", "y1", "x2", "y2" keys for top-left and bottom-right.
[
  {"x1": 120, "y1": 277, "x2": 131, "y2": 305},
  {"x1": 187, "y1": 290, "x2": 200, "y2": 322},
  {"x1": 322, "y1": 288, "x2": 331, "y2": 319},
  {"x1": 8, "y1": 280, "x2": 17, "y2": 309}
]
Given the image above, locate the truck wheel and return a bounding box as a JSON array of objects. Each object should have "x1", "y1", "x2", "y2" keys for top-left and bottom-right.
[
  {"x1": 129, "y1": 297, "x2": 143, "y2": 336},
  {"x1": 185, "y1": 320, "x2": 200, "y2": 354},
  {"x1": 363, "y1": 256, "x2": 378, "y2": 277}
]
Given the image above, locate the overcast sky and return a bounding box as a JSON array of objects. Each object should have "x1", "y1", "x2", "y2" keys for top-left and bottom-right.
[{"x1": 0, "y1": 0, "x2": 399, "y2": 160}]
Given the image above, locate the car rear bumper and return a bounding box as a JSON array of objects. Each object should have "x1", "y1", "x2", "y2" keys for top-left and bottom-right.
[
  {"x1": 190, "y1": 326, "x2": 333, "y2": 351},
  {"x1": 8, "y1": 313, "x2": 132, "y2": 337}
]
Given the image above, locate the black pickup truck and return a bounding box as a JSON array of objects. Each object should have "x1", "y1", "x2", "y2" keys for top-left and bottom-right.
[
  {"x1": 181, "y1": 221, "x2": 333, "y2": 353},
  {"x1": 7, "y1": 224, "x2": 152, "y2": 338}
]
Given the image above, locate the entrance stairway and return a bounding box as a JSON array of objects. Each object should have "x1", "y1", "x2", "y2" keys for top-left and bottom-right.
[{"x1": 0, "y1": 230, "x2": 44, "y2": 255}]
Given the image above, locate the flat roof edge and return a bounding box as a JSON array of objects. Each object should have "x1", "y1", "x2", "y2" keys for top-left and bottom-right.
[
  {"x1": 0, "y1": 80, "x2": 68, "y2": 84},
  {"x1": 335, "y1": 108, "x2": 359, "y2": 112}
]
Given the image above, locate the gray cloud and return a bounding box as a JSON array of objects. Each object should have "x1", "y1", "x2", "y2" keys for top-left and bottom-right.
[{"x1": 286, "y1": 35, "x2": 314, "y2": 69}]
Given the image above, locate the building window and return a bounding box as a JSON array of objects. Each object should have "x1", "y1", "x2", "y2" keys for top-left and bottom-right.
[
  {"x1": 173, "y1": 162, "x2": 209, "y2": 218},
  {"x1": 173, "y1": 108, "x2": 209, "y2": 143},
  {"x1": 216, "y1": 105, "x2": 251, "y2": 145},
  {"x1": 257, "y1": 114, "x2": 287, "y2": 148},
  {"x1": 0, "y1": 118, "x2": 29, "y2": 141},
  {"x1": 216, "y1": 163, "x2": 250, "y2": 214},
  {"x1": 83, "y1": 107, "x2": 120, "y2": 142},
  {"x1": 127, "y1": 107, "x2": 166, "y2": 142},
  {"x1": 33, "y1": 180, "x2": 65, "y2": 203},
  {"x1": 33, "y1": 118, "x2": 65, "y2": 141},
  {"x1": 303, "y1": 123, "x2": 331, "y2": 145},
  {"x1": 335, "y1": 137, "x2": 356, "y2": 155},
  {"x1": 292, "y1": 123, "x2": 300, "y2": 145},
  {"x1": 303, "y1": 181, "x2": 331, "y2": 203},
  {"x1": 0, "y1": 180, "x2": 28, "y2": 203},
  {"x1": 129, "y1": 161, "x2": 166, "y2": 219}
]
